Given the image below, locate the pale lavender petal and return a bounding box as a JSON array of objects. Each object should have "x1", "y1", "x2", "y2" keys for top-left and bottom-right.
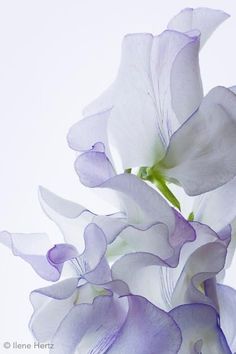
[
  {"x1": 167, "y1": 210, "x2": 196, "y2": 266},
  {"x1": 112, "y1": 222, "x2": 221, "y2": 310},
  {"x1": 79, "y1": 223, "x2": 111, "y2": 283},
  {"x1": 29, "y1": 277, "x2": 79, "y2": 342},
  {"x1": 172, "y1": 242, "x2": 227, "y2": 308},
  {"x1": 74, "y1": 142, "x2": 115, "y2": 187},
  {"x1": 193, "y1": 177, "x2": 236, "y2": 232},
  {"x1": 67, "y1": 109, "x2": 113, "y2": 162},
  {"x1": 170, "y1": 303, "x2": 231, "y2": 354},
  {"x1": 151, "y1": 30, "x2": 202, "y2": 135},
  {"x1": 168, "y1": 7, "x2": 229, "y2": 48},
  {"x1": 47, "y1": 244, "x2": 79, "y2": 265},
  {"x1": 107, "y1": 295, "x2": 182, "y2": 354},
  {"x1": 99, "y1": 173, "x2": 175, "y2": 230},
  {"x1": 217, "y1": 284, "x2": 236, "y2": 352},
  {"x1": 107, "y1": 33, "x2": 165, "y2": 169},
  {"x1": 160, "y1": 86, "x2": 236, "y2": 196},
  {"x1": 50, "y1": 293, "x2": 127, "y2": 354},
  {"x1": 112, "y1": 252, "x2": 173, "y2": 308},
  {"x1": 0, "y1": 231, "x2": 60, "y2": 281},
  {"x1": 39, "y1": 187, "x2": 94, "y2": 252},
  {"x1": 46, "y1": 243, "x2": 79, "y2": 278}
]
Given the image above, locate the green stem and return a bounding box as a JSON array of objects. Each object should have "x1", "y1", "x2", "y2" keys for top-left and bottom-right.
[
  {"x1": 150, "y1": 176, "x2": 181, "y2": 211},
  {"x1": 137, "y1": 167, "x2": 181, "y2": 211}
]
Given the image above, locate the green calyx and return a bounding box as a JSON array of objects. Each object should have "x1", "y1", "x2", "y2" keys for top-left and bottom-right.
[{"x1": 137, "y1": 166, "x2": 181, "y2": 211}]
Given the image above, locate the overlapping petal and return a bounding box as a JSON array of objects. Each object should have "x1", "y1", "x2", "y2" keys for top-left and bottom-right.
[
  {"x1": 112, "y1": 222, "x2": 228, "y2": 311},
  {"x1": 217, "y1": 284, "x2": 236, "y2": 352},
  {"x1": 74, "y1": 142, "x2": 115, "y2": 187},
  {"x1": 159, "y1": 86, "x2": 236, "y2": 195},
  {"x1": 169, "y1": 303, "x2": 231, "y2": 354},
  {"x1": 167, "y1": 7, "x2": 229, "y2": 48},
  {"x1": 0, "y1": 231, "x2": 60, "y2": 281}
]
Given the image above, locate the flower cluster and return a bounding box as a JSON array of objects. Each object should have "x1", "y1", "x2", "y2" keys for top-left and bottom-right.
[{"x1": 1, "y1": 7, "x2": 236, "y2": 354}]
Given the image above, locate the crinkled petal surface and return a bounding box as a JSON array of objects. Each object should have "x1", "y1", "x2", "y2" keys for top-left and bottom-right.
[
  {"x1": 169, "y1": 303, "x2": 231, "y2": 354},
  {"x1": 112, "y1": 222, "x2": 223, "y2": 310},
  {"x1": 160, "y1": 86, "x2": 236, "y2": 195}
]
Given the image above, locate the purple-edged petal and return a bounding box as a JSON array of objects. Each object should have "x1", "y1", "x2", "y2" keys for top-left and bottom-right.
[
  {"x1": 0, "y1": 231, "x2": 60, "y2": 281},
  {"x1": 50, "y1": 289, "x2": 128, "y2": 354},
  {"x1": 112, "y1": 222, "x2": 222, "y2": 310},
  {"x1": 29, "y1": 278, "x2": 79, "y2": 342},
  {"x1": 217, "y1": 284, "x2": 236, "y2": 352},
  {"x1": 99, "y1": 173, "x2": 175, "y2": 229},
  {"x1": 48, "y1": 244, "x2": 79, "y2": 265},
  {"x1": 74, "y1": 142, "x2": 115, "y2": 187},
  {"x1": 79, "y1": 223, "x2": 111, "y2": 283},
  {"x1": 67, "y1": 109, "x2": 113, "y2": 162},
  {"x1": 168, "y1": 7, "x2": 229, "y2": 48},
  {"x1": 39, "y1": 184, "x2": 128, "y2": 247},
  {"x1": 107, "y1": 295, "x2": 182, "y2": 354},
  {"x1": 169, "y1": 303, "x2": 231, "y2": 354},
  {"x1": 160, "y1": 86, "x2": 236, "y2": 196},
  {"x1": 39, "y1": 187, "x2": 94, "y2": 252},
  {"x1": 172, "y1": 240, "x2": 227, "y2": 309}
]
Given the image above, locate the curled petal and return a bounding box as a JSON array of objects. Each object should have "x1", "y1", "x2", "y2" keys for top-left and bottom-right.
[
  {"x1": 172, "y1": 241, "x2": 227, "y2": 309},
  {"x1": 39, "y1": 187, "x2": 94, "y2": 252},
  {"x1": 74, "y1": 142, "x2": 115, "y2": 187},
  {"x1": 79, "y1": 223, "x2": 111, "y2": 283},
  {"x1": 169, "y1": 303, "x2": 231, "y2": 354},
  {"x1": 0, "y1": 231, "x2": 60, "y2": 281},
  {"x1": 67, "y1": 109, "x2": 113, "y2": 160},
  {"x1": 168, "y1": 7, "x2": 229, "y2": 48}
]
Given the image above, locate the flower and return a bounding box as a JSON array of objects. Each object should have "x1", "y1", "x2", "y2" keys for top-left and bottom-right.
[
  {"x1": 1, "y1": 6, "x2": 236, "y2": 354},
  {"x1": 68, "y1": 8, "x2": 236, "y2": 197}
]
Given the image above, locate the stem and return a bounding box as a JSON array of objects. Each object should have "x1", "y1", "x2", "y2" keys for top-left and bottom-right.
[
  {"x1": 150, "y1": 176, "x2": 181, "y2": 211},
  {"x1": 137, "y1": 167, "x2": 181, "y2": 211}
]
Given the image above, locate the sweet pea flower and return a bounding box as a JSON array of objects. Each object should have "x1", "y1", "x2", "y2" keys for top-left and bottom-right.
[
  {"x1": 35, "y1": 174, "x2": 236, "y2": 351},
  {"x1": 1, "y1": 5, "x2": 236, "y2": 354},
  {"x1": 68, "y1": 8, "x2": 236, "y2": 197},
  {"x1": 0, "y1": 223, "x2": 182, "y2": 354}
]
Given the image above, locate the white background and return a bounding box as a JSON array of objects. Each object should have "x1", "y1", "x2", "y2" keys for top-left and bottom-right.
[{"x1": 0, "y1": 0, "x2": 236, "y2": 352}]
